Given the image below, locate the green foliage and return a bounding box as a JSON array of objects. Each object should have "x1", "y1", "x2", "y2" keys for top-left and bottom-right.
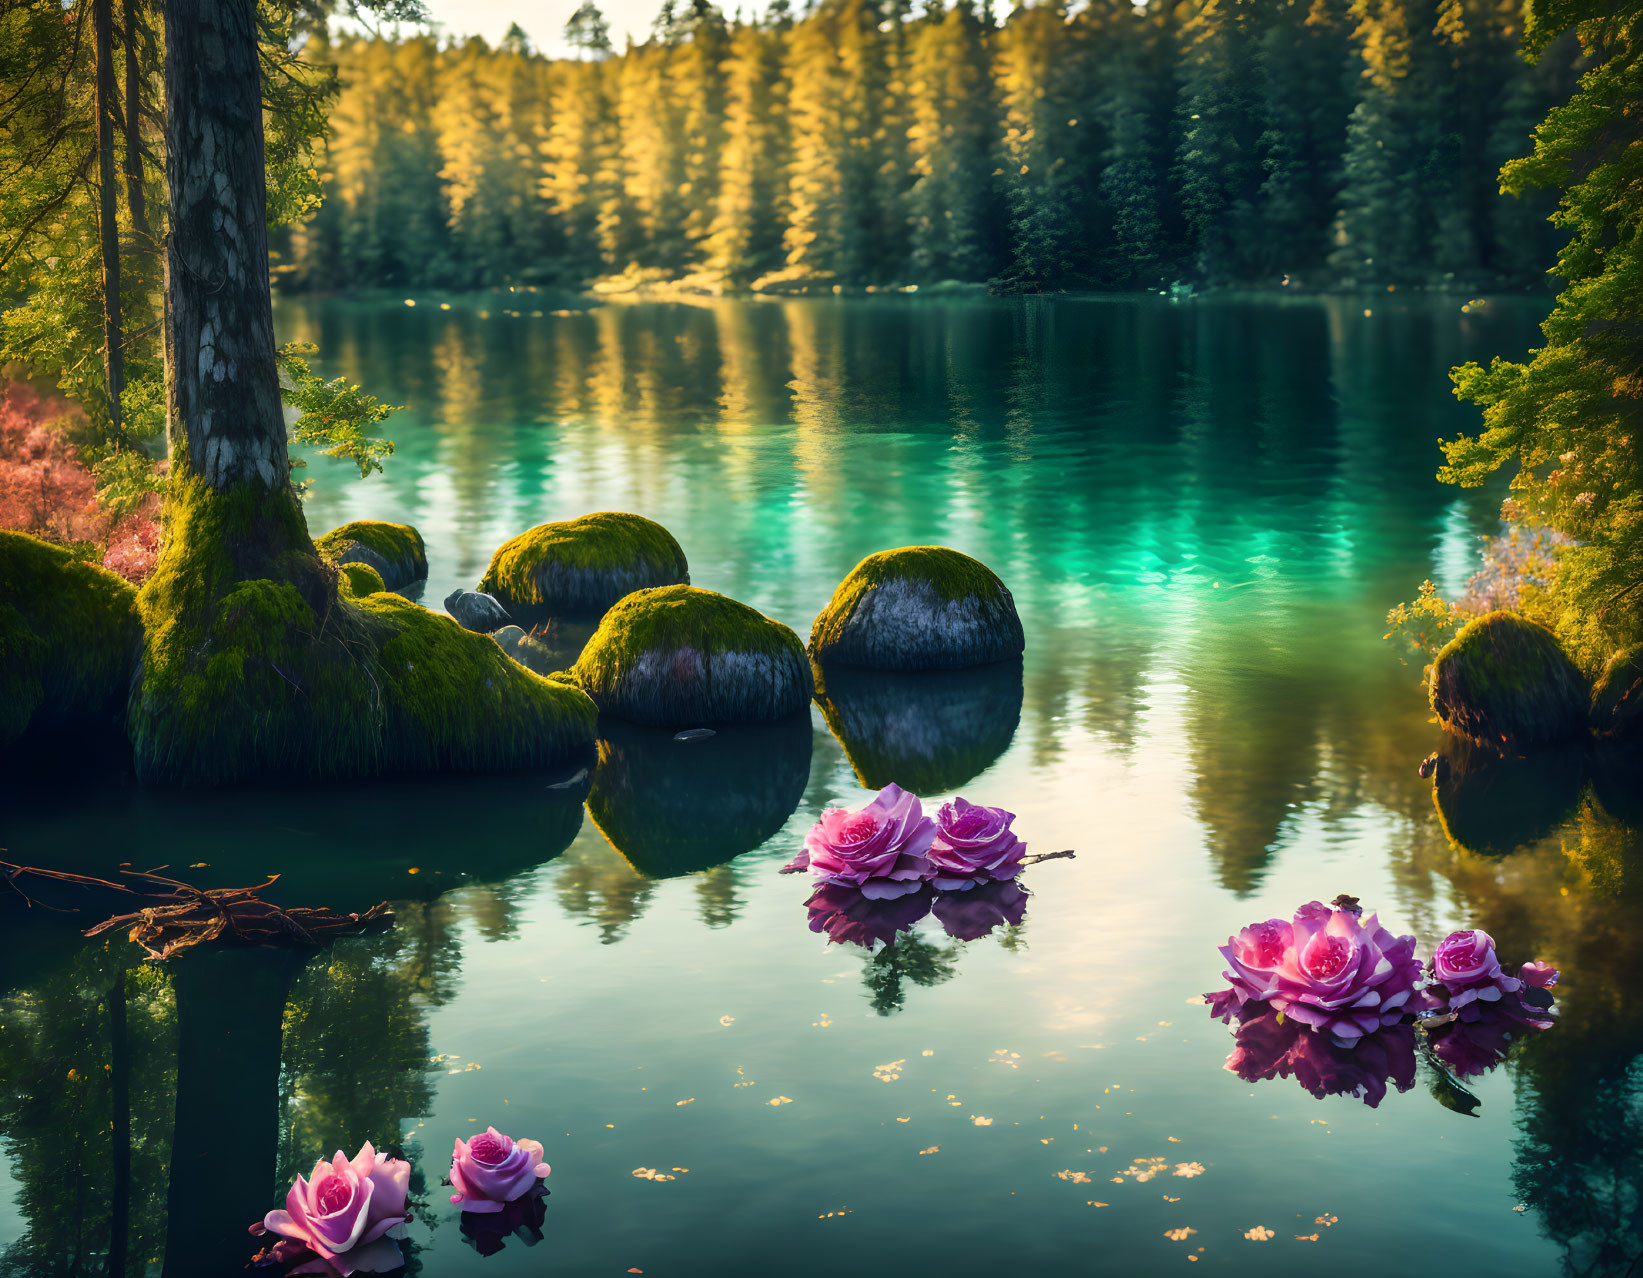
[
  {"x1": 0, "y1": 529, "x2": 141, "y2": 748},
  {"x1": 277, "y1": 342, "x2": 398, "y2": 481},
  {"x1": 1384, "y1": 578, "x2": 1467, "y2": 662},
  {"x1": 1438, "y1": 0, "x2": 1643, "y2": 671}
]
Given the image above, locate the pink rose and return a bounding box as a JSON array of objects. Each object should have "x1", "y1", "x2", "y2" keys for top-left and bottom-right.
[
  {"x1": 1520, "y1": 959, "x2": 1559, "y2": 989},
  {"x1": 450, "y1": 1127, "x2": 550, "y2": 1213},
  {"x1": 1429, "y1": 929, "x2": 1521, "y2": 1010},
  {"x1": 1212, "y1": 900, "x2": 1422, "y2": 1043},
  {"x1": 261, "y1": 1143, "x2": 409, "y2": 1276},
  {"x1": 925, "y1": 798, "x2": 1025, "y2": 891},
  {"x1": 783, "y1": 783, "x2": 935, "y2": 900}
]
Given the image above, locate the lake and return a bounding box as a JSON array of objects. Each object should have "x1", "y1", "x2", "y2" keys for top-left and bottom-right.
[{"x1": 2, "y1": 292, "x2": 1638, "y2": 1277}]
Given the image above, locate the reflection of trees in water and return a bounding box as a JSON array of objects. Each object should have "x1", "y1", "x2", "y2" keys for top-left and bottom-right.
[
  {"x1": 551, "y1": 839, "x2": 657, "y2": 943},
  {"x1": 0, "y1": 950, "x2": 175, "y2": 1278},
  {"x1": 861, "y1": 934, "x2": 959, "y2": 1017}
]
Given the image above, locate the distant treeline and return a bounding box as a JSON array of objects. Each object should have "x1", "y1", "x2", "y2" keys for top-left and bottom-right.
[{"x1": 277, "y1": 0, "x2": 1579, "y2": 294}]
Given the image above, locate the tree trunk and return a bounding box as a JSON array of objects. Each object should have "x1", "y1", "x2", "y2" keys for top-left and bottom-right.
[
  {"x1": 93, "y1": 0, "x2": 123, "y2": 435},
  {"x1": 162, "y1": 0, "x2": 292, "y2": 495},
  {"x1": 123, "y1": 0, "x2": 150, "y2": 245}
]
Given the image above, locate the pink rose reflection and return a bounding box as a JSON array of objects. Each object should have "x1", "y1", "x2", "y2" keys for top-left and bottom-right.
[
  {"x1": 459, "y1": 1185, "x2": 549, "y2": 1257},
  {"x1": 783, "y1": 783, "x2": 935, "y2": 899},
  {"x1": 450, "y1": 1128, "x2": 551, "y2": 1213},
  {"x1": 926, "y1": 798, "x2": 1026, "y2": 891},
  {"x1": 806, "y1": 880, "x2": 933, "y2": 949},
  {"x1": 1427, "y1": 995, "x2": 1557, "y2": 1079},
  {"x1": 1210, "y1": 900, "x2": 1421, "y2": 1043},
  {"x1": 1224, "y1": 1009, "x2": 1418, "y2": 1108},
  {"x1": 257, "y1": 1143, "x2": 409, "y2": 1276},
  {"x1": 931, "y1": 879, "x2": 1028, "y2": 940}
]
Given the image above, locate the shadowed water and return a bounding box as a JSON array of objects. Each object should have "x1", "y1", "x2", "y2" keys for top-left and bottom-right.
[{"x1": 1, "y1": 293, "x2": 1638, "y2": 1277}]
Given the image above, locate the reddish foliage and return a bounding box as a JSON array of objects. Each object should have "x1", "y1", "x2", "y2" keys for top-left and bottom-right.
[{"x1": 0, "y1": 383, "x2": 160, "y2": 583}]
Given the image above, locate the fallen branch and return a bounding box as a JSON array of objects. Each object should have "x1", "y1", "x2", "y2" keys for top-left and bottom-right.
[{"x1": 0, "y1": 858, "x2": 392, "y2": 960}]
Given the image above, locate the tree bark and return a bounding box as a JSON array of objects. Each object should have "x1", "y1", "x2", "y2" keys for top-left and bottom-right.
[
  {"x1": 122, "y1": 0, "x2": 150, "y2": 245},
  {"x1": 162, "y1": 0, "x2": 290, "y2": 492},
  {"x1": 93, "y1": 0, "x2": 123, "y2": 435}
]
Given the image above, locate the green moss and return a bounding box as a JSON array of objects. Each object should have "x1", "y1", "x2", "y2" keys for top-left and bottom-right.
[
  {"x1": 339, "y1": 561, "x2": 386, "y2": 596},
  {"x1": 810, "y1": 546, "x2": 1024, "y2": 670},
  {"x1": 477, "y1": 511, "x2": 689, "y2": 617},
  {"x1": 0, "y1": 531, "x2": 141, "y2": 748},
  {"x1": 315, "y1": 519, "x2": 428, "y2": 588},
  {"x1": 1591, "y1": 643, "x2": 1643, "y2": 740},
  {"x1": 1428, "y1": 610, "x2": 1590, "y2": 751},
  {"x1": 571, "y1": 584, "x2": 812, "y2": 725},
  {"x1": 128, "y1": 474, "x2": 596, "y2": 784}
]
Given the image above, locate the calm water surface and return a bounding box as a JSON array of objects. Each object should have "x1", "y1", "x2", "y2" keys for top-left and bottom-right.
[{"x1": 2, "y1": 293, "x2": 1639, "y2": 1277}]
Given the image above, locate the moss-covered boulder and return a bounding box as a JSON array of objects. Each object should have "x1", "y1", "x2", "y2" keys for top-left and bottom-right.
[
  {"x1": 1431, "y1": 735, "x2": 1584, "y2": 856},
  {"x1": 1, "y1": 531, "x2": 141, "y2": 749},
  {"x1": 339, "y1": 561, "x2": 386, "y2": 597},
  {"x1": 814, "y1": 659, "x2": 1023, "y2": 792},
  {"x1": 570, "y1": 585, "x2": 812, "y2": 726},
  {"x1": 477, "y1": 511, "x2": 689, "y2": 619},
  {"x1": 127, "y1": 479, "x2": 597, "y2": 785},
  {"x1": 810, "y1": 546, "x2": 1024, "y2": 671},
  {"x1": 1428, "y1": 611, "x2": 1589, "y2": 752},
  {"x1": 587, "y1": 715, "x2": 811, "y2": 877},
  {"x1": 315, "y1": 519, "x2": 428, "y2": 591},
  {"x1": 1591, "y1": 644, "x2": 1643, "y2": 741}
]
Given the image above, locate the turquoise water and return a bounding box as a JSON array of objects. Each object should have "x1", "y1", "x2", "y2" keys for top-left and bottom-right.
[{"x1": 1, "y1": 293, "x2": 1638, "y2": 1276}]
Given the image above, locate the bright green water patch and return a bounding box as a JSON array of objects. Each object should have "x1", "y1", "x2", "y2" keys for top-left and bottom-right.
[{"x1": 1, "y1": 293, "x2": 1639, "y2": 1277}]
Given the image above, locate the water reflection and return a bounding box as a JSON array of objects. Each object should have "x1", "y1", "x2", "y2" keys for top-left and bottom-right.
[
  {"x1": 586, "y1": 715, "x2": 812, "y2": 881},
  {"x1": 1430, "y1": 738, "x2": 1586, "y2": 857},
  {"x1": 812, "y1": 661, "x2": 1023, "y2": 793},
  {"x1": 1222, "y1": 1012, "x2": 1419, "y2": 1109}
]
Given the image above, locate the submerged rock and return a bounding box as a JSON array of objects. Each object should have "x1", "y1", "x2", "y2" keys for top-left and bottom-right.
[
  {"x1": 0, "y1": 531, "x2": 141, "y2": 750},
  {"x1": 491, "y1": 624, "x2": 527, "y2": 657},
  {"x1": 315, "y1": 520, "x2": 428, "y2": 591},
  {"x1": 570, "y1": 585, "x2": 812, "y2": 726},
  {"x1": 1428, "y1": 611, "x2": 1589, "y2": 752},
  {"x1": 444, "y1": 588, "x2": 512, "y2": 634},
  {"x1": 1431, "y1": 736, "x2": 1585, "y2": 856},
  {"x1": 478, "y1": 511, "x2": 689, "y2": 619},
  {"x1": 1591, "y1": 644, "x2": 1643, "y2": 741},
  {"x1": 587, "y1": 715, "x2": 811, "y2": 877},
  {"x1": 813, "y1": 659, "x2": 1024, "y2": 793},
  {"x1": 810, "y1": 546, "x2": 1024, "y2": 671}
]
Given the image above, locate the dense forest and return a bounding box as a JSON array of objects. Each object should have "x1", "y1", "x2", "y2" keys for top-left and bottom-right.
[{"x1": 275, "y1": 0, "x2": 1580, "y2": 295}]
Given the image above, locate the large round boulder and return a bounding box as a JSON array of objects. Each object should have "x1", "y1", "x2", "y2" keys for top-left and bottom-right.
[
  {"x1": 1428, "y1": 611, "x2": 1589, "y2": 752},
  {"x1": 570, "y1": 585, "x2": 812, "y2": 725},
  {"x1": 810, "y1": 546, "x2": 1024, "y2": 671},
  {"x1": 1591, "y1": 644, "x2": 1643, "y2": 742},
  {"x1": 478, "y1": 511, "x2": 689, "y2": 619},
  {"x1": 315, "y1": 520, "x2": 428, "y2": 591}
]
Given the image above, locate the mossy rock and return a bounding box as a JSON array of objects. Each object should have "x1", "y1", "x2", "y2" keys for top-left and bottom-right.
[
  {"x1": 1591, "y1": 644, "x2": 1643, "y2": 742},
  {"x1": 587, "y1": 715, "x2": 811, "y2": 878},
  {"x1": 1428, "y1": 611, "x2": 1589, "y2": 752},
  {"x1": 814, "y1": 659, "x2": 1023, "y2": 792},
  {"x1": 339, "y1": 561, "x2": 386, "y2": 597},
  {"x1": 0, "y1": 531, "x2": 141, "y2": 749},
  {"x1": 477, "y1": 511, "x2": 689, "y2": 619},
  {"x1": 127, "y1": 476, "x2": 597, "y2": 785},
  {"x1": 810, "y1": 546, "x2": 1024, "y2": 671},
  {"x1": 315, "y1": 520, "x2": 428, "y2": 591},
  {"x1": 1431, "y1": 735, "x2": 1585, "y2": 856},
  {"x1": 570, "y1": 585, "x2": 812, "y2": 726}
]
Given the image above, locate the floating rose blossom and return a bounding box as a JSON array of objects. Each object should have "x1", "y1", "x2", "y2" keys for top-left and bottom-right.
[
  {"x1": 1428, "y1": 929, "x2": 1522, "y2": 1012},
  {"x1": 1209, "y1": 900, "x2": 1421, "y2": 1043},
  {"x1": 1427, "y1": 994, "x2": 1557, "y2": 1079},
  {"x1": 925, "y1": 798, "x2": 1026, "y2": 891},
  {"x1": 783, "y1": 784, "x2": 935, "y2": 900},
  {"x1": 1520, "y1": 959, "x2": 1559, "y2": 989},
  {"x1": 259, "y1": 1143, "x2": 409, "y2": 1276},
  {"x1": 450, "y1": 1128, "x2": 551, "y2": 1213}
]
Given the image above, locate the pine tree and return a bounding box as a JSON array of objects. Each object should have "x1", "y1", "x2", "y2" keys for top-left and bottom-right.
[{"x1": 706, "y1": 20, "x2": 789, "y2": 282}]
